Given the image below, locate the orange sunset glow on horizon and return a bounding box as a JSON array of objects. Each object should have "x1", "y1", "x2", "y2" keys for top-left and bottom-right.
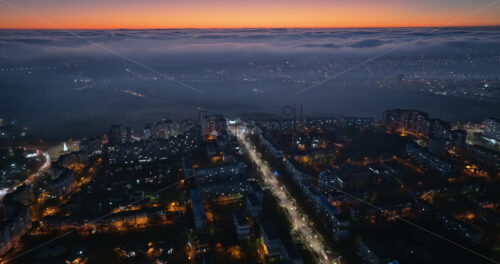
[{"x1": 1, "y1": 0, "x2": 500, "y2": 29}]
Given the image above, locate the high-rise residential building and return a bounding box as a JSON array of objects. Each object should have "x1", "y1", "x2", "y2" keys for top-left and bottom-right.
[
  {"x1": 429, "y1": 119, "x2": 452, "y2": 139},
  {"x1": 383, "y1": 109, "x2": 429, "y2": 137},
  {"x1": 143, "y1": 123, "x2": 152, "y2": 139},
  {"x1": 405, "y1": 144, "x2": 456, "y2": 176},
  {"x1": 200, "y1": 114, "x2": 225, "y2": 141},
  {"x1": 483, "y1": 118, "x2": 500, "y2": 142},
  {"x1": 453, "y1": 129, "x2": 467, "y2": 152},
  {"x1": 428, "y1": 136, "x2": 448, "y2": 156},
  {"x1": 163, "y1": 119, "x2": 175, "y2": 138},
  {"x1": 108, "y1": 124, "x2": 131, "y2": 144}
]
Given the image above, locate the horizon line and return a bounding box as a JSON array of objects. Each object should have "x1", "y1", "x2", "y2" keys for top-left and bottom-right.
[{"x1": 1, "y1": 25, "x2": 500, "y2": 30}]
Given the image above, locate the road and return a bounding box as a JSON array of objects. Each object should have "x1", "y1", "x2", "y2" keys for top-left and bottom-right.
[
  {"x1": 0, "y1": 150, "x2": 50, "y2": 200},
  {"x1": 232, "y1": 126, "x2": 339, "y2": 264},
  {"x1": 28, "y1": 151, "x2": 51, "y2": 184}
]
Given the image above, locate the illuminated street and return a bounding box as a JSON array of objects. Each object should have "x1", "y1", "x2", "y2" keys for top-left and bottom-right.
[
  {"x1": 28, "y1": 151, "x2": 51, "y2": 183},
  {"x1": 0, "y1": 150, "x2": 50, "y2": 200},
  {"x1": 232, "y1": 126, "x2": 339, "y2": 264}
]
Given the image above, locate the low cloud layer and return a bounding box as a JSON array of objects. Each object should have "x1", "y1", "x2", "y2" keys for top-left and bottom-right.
[{"x1": 1, "y1": 27, "x2": 500, "y2": 62}]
